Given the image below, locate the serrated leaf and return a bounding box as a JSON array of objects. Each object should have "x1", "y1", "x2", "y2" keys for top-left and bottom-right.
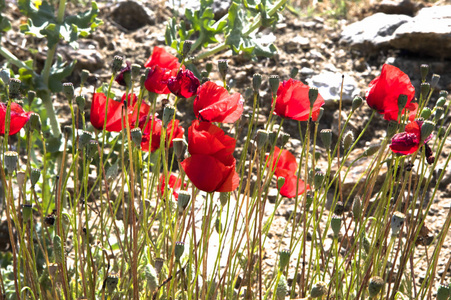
[
  {"x1": 185, "y1": 7, "x2": 226, "y2": 49},
  {"x1": 48, "y1": 55, "x2": 76, "y2": 92}
]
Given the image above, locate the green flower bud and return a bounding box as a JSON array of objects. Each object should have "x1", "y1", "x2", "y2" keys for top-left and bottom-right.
[
  {"x1": 79, "y1": 131, "x2": 93, "y2": 148},
  {"x1": 391, "y1": 211, "x2": 406, "y2": 236},
  {"x1": 397, "y1": 94, "x2": 408, "y2": 111},
  {"x1": 435, "y1": 107, "x2": 444, "y2": 122},
  {"x1": 30, "y1": 168, "x2": 41, "y2": 186},
  {"x1": 174, "y1": 241, "x2": 185, "y2": 262},
  {"x1": 308, "y1": 87, "x2": 318, "y2": 108},
  {"x1": 76, "y1": 95, "x2": 86, "y2": 112},
  {"x1": 420, "y1": 64, "x2": 429, "y2": 82},
  {"x1": 436, "y1": 284, "x2": 450, "y2": 300},
  {"x1": 343, "y1": 131, "x2": 354, "y2": 152},
  {"x1": 421, "y1": 120, "x2": 435, "y2": 142},
  {"x1": 253, "y1": 73, "x2": 262, "y2": 93},
  {"x1": 154, "y1": 258, "x2": 165, "y2": 274},
  {"x1": 215, "y1": 217, "x2": 221, "y2": 234},
  {"x1": 112, "y1": 55, "x2": 124, "y2": 74},
  {"x1": 431, "y1": 74, "x2": 440, "y2": 89},
  {"x1": 218, "y1": 60, "x2": 228, "y2": 80},
  {"x1": 276, "y1": 275, "x2": 287, "y2": 300},
  {"x1": 290, "y1": 67, "x2": 299, "y2": 79},
  {"x1": 173, "y1": 138, "x2": 187, "y2": 161},
  {"x1": 368, "y1": 276, "x2": 384, "y2": 298},
  {"x1": 105, "y1": 275, "x2": 119, "y2": 294},
  {"x1": 22, "y1": 204, "x2": 33, "y2": 223},
  {"x1": 9, "y1": 78, "x2": 21, "y2": 99},
  {"x1": 27, "y1": 91, "x2": 36, "y2": 106},
  {"x1": 363, "y1": 143, "x2": 380, "y2": 157},
  {"x1": 130, "y1": 128, "x2": 142, "y2": 148},
  {"x1": 352, "y1": 96, "x2": 363, "y2": 112},
  {"x1": 310, "y1": 281, "x2": 327, "y2": 298},
  {"x1": 177, "y1": 191, "x2": 191, "y2": 213},
  {"x1": 220, "y1": 192, "x2": 229, "y2": 206},
  {"x1": 278, "y1": 249, "x2": 290, "y2": 270},
  {"x1": 131, "y1": 64, "x2": 141, "y2": 81},
  {"x1": 80, "y1": 69, "x2": 90, "y2": 86},
  {"x1": 53, "y1": 234, "x2": 63, "y2": 264},
  {"x1": 279, "y1": 131, "x2": 290, "y2": 147},
  {"x1": 162, "y1": 105, "x2": 176, "y2": 127},
  {"x1": 269, "y1": 75, "x2": 279, "y2": 95},
  {"x1": 306, "y1": 192, "x2": 314, "y2": 210},
  {"x1": 331, "y1": 215, "x2": 342, "y2": 238},
  {"x1": 352, "y1": 196, "x2": 361, "y2": 220},
  {"x1": 256, "y1": 129, "x2": 269, "y2": 150},
  {"x1": 362, "y1": 234, "x2": 371, "y2": 254},
  {"x1": 4, "y1": 151, "x2": 18, "y2": 173},
  {"x1": 314, "y1": 171, "x2": 324, "y2": 189},
  {"x1": 320, "y1": 129, "x2": 332, "y2": 150},
  {"x1": 277, "y1": 177, "x2": 286, "y2": 191},
  {"x1": 205, "y1": 63, "x2": 213, "y2": 75},
  {"x1": 145, "y1": 265, "x2": 158, "y2": 292},
  {"x1": 436, "y1": 97, "x2": 447, "y2": 107},
  {"x1": 182, "y1": 40, "x2": 194, "y2": 57},
  {"x1": 28, "y1": 113, "x2": 41, "y2": 132},
  {"x1": 62, "y1": 82, "x2": 74, "y2": 101},
  {"x1": 420, "y1": 107, "x2": 432, "y2": 119},
  {"x1": 386, "y1": 121, "x2": 398, "y2": 139}
]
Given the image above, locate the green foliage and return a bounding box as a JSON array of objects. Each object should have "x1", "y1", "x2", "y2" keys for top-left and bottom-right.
[{"x1": 0, "y1": 0, "x2": 12, "y2": 33}]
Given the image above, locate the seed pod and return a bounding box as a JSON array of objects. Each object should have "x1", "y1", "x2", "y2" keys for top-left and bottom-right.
[
  {"x1": 320, "y1": 129, "x2": 332, "y2": 150},
  {"x1": 420, "y1": 64, "x2": 429, "y2": 82},
  {"x1": 435, "y1": 107, "x2": 444, "y2": 122},
  {"x1": 173, "y1": 138, "x2": 187, "y2": 161},
  {"x1": 111, "y1": 56, "x2": 123, "y2": 74},
  {"x1": 368, "y1": 276, "x2": 384, "y2": 298},
  {"x1": 310, "y1": 281, "x2": 327, "y2": 298},
  {"x1": 439, "y1": 90, "x2": 448, "y2": 98},
  {"x1": 436, "y1": 97, "x2": 447, "y2": 107},
  {"x1": 420, "y1": 83, "x2": 430, "y2": 99},
  {"x1": 276, "y1": 275, "x2": 287, "y2": 300},
  {"x1": 9, "y1": 78, "x2": 21, "y2": 99},
  {"x1": 308, "y1": 87, "x2": 318, "y2": 107},
  {"x1": 30, "y1": 168, "x2": 41, "y2": 186},
  {"x1": 182, "y1": 40, "x2": 193, "y2": 57},
  {"x1": 4, "y1": 151, "x2": 18, "y2": 173},
  {"x1": 218, "y1": 60, "x2": 228, "y2": 81},
  {"x1": 269, "y1": 75, "x2": 279, "y2": 95},
  {"x1": 62, "y1": 82, "x2": 74, "y2": 101},
  {"x1": 316, "y1": 107, "x2": 324, "y2": 123},
  {"x1": 343, "y1": 131, "x2": 354, "y2": 152},
  {"x1": 334, "y1": 201, "x2": 345, "y2": 216},
  {"x1": 352, "y1": 196, "x2": 362, "y2": 220},
  {"x1": 80, "y1": 69, "x2": 90, "y2": 86},
  {"x1": 145, "y1": 265, "x2": 158, "y2": 292},
  {"x1": 22, "y1": 204, "x2": 33, "y2": 223},
  {"x1": 27, "y1": 91, "x2": 36, "y2": 106},
  {"x1": 75, "y1": 96, "x2": 86, "y2": 112},
  {"x1": 279, "y1": 131, "x2": 290, "y2": 147},
  {"x1": 397, "y1": 94, "x2": 408, "y2": 111},
  {"x1": 53, "y1": 235, "x2": 63, "y2": 264},
  {"x1": 386, "y1": 121, "x2": 398, "y2": 139},
  {"x1": 421, "y1": 120, "x2": 435, "y2": 141},
  {"x1": 154, "y1": 258, "x2": 165, "y2": 275},
  {"x1": 174, "y1": 241, "x2": 185, "y2": 262},
  {"x1": 314, "y1": 171, "x2": 324, "y2": 189},
  {"x1": 104, "y1": 275, "x2": 119, "y2": 294},
  {"x1": 391, "y1": 211, "x2": 406, "y2": 236},
  {"x1": 362, "y1": 234, "x2": 371, "y2": 254},
  {"x1": 331, "y1": 215, "x2": 342, "y2": 238},
  {"x1": 162, "y1": 105, "x2": 176, "y2": 127},
  {"x1": 268, "y1": 130, "x2": 278, "y2": 147},
  {"x1": 420, "y1": 107, "x2": 432, "y2": 120},
  {"x1": 290, "y1": 67, "x2": 298, "y2": 79},
  {"x1": 256, "y1": 129, "x2": 269, "y2": 150},
  {"x1": 436, "y1": 284, "x2": 450, "y2": 300},
  {"x1": 130, "y1": 128, "x2": 142, "y2": 148},
  {"x1": 252, "y1": 73, "x2": 262, "y2": 92},
  {"x1": 17, "y1": 171, "x2": 26, "y2": 188},
  {"x1": 0, "y1": 69, "x2": 10, "y2": 86},
  {"x1": 278, "y1": 249, "x2": 290, "y2": 270},
  {"x1": 177, "y1": 191, "x2": 191, "y2": 213},
  {"x1": 431, "y1": 74, "x2": 440, "y2": 89}
]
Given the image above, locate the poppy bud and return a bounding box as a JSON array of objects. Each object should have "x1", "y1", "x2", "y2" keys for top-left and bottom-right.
[
  {"x1": 269, "y1": 75, "x2": 279, "y2": 95},
  {"x1": 290, "y1": 67, "x2": 299, "y2": 79},
  {"x1": 80, "y1": 69, "x2": 90, "y2": 86},
  {"x1": 421, "y1": 120, "x2": 435, "y2": 142},
  {"x1": 62, "y1": 82, "x2": 74, "y2": 101},
  {"x1": 310, "y1": 281, "x2": 327, "y2": 298},
  {"x1": 205, "y1": 63, "x2": 213, "y2": 75},
  {"x1": 220, "y1": 192, "x2": 229, "y2": 206},
  {"x1": 27, "y1": 113, "x2": 41, "y2": 132},
  {"x1": 182, "y1": 40, "x2": 193, "y2": 57},
  {"x1": 436, "y1": 284, "x2": 450, "y2": 300},
  {"x1": 145, "y1": 265, "x2": 158, "y2": 292},
  {"x1": 277, "y1": 177, "x2": 286, "y2": 191},
  {"x1": 4, "y1": 151, "x2": 18, "y2": 173},
  {"x1": 316, "y1": 107, "x2": 324, "y2": 123},
  {"x1": 173, "y1": 138, "x2": 187, "y2": 161},
  {"x1": 111, "y1": 55, "x2": 123, "y2": 74},
  {"x1": 268, "y1": 130, "x2": 278, "y2": 147},
  {"x1": 21, "y1": 204, "x2": 33, "y2": 223},
  {"x1": 154, "y1": 258, "x2": 165, "y2": 275},
  {"x1": 215, "y1": 217, "x2": 222, "y2": 234},
  {"x1": 439, "y1": 90, "x2": 448, "y2": 98},
  {"x1": 177, "y1": 191, "x2": 191, "y2": 213},
  {"x1": 362, "y1": 234, "x2": 371, "y2": 254},
  {"x1": 363, "y1": 143, "x2": 380, "y2": 157},
  {"x1": 131, "y1": 64, "x2": 141, "y2": 81},
  {"x1": 306, "y1": 192, "x2": 314, "y2": 210},
  {"x1": 53, "y1": 235, "x2": 63, "y2": 264},
  {"x1": 352, "y1": 96, "x2": 363, "y2": 112},
  {"x1": 174, "y1": 241, "x2": 185, "y2": 262},
  {"x1": 386, "y1": 121, "x2": 398, "y2": 139},
  {"x1": 276, "y1": 275, "x2": 287, "y2": 300},
  {"x1": 420, "y1": 83, "x2": 430, "y2": 99},
  {"x1": 331, "y1": 215, "x2": 342, "y2": 238},
  {"x1": 104, "y1": 275, "x2": 119, "y2": 294},
  {"x1": 397, "y1": 94, "x2": 408, "y2": 112},
  {"x1": 27, "y1": 91, "x2": 36, "y2": 106},
  {"x1": 279, "y1": 131, "x2": 290, "y2": 147},
  {"x1": 79, "y1": 131, "x2": 93, "y2": 148},
  {"x1": 253, "y1": 73, "x2": 262, "y2": 92},
  {"x1": 343, "y1": 131, "x2": 354, "y2": 152},
  {"x1": 420, "y1": 107, "x2": 432, "y2": 119},
  {"x1": 256, "y1": 129, "x2": 268, "y2": 150},
  {"x1": 130, "y1": 128, "x2": 142, "y2": 148},
  {"x1": 0, "y1": 69, "x2": 10, "y2": 86},
  {"x1": 420, "y1": 64, "x2": 429, "y2": 82},
  {"x1": 162, "y1": 105, "x2": 176, "y2": 127},
  {"x1": 391, "y1": 211, "x2": 406, "y2": 236},
  {"x1": 352, "y1": 196, "x2": 361, "y2": 220},
  {"x1": 431, "y1": 74, "x2": 440, "y2": 89},
  {"x1": 368, "y1": 276, "x2": 384, "y2": 298},
  {"x1": 308, "y1": 87, "x2": 319, "y2": 108},
  {"x1": 218, "y1": 60, "x2": 228, "y2": 81},
  {"x1": 9, "y1": 78, "x2": 21, "y2": 99},
  {"x1": 30, "y1": 168, "x2": 41, "y2": 186},
  {"x1": 435, "y1": 107, "x2": 444, "y2": 121},
  {"x1": 436, "y1": 97, "x2": 446, "y2": 107},
  {"x1": 314, "y1": 171, "x2": 324, "y2": 189},
  {"x1": 140, "y1": 74, "x2": 147, "y2": 89},
  {"x1": 320, "y1": 129, "x2": 332, "y2": 150},
  {"x1": 278, "y1": 249, "x2": 290, "y2": 270}
]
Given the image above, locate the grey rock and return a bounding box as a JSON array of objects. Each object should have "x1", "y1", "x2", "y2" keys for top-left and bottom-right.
[
  {"x1": 306, "y1": 71, "x2": 360, "y2": 103},
  {"x1": 389, "y1": 6, "x2": 451, "y2": 59},
  {"x1": 371, "y1": 0, "x2": 418, "y2": 16},
  {"x1": 340, "y1": 13, "x2": 412, "y2": 54},
  {"x1": 300, "y1": 67, "x2": 315, "y2": 76},
  {"x1": 285, "y1": 36, "x2": 311, "y2": 52},
  {"x1": 111, "y1": 0, "x2": 155, "y2": 31}
]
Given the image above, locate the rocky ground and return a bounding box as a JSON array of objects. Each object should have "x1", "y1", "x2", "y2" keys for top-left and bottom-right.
[{"x1": 2, "y1": 0, "x2": 451, "y2": 297}]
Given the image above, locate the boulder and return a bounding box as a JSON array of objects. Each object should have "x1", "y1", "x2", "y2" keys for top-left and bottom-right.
[
  {"x1": 371, "y1": 0, "x2": 418, "y2": 16},
  {"x1": 111, "y1": 0, "x2": 155, "y2": 31},
  {"x1": 306, "y1": 72, "x2": 360, "y2": 104}
]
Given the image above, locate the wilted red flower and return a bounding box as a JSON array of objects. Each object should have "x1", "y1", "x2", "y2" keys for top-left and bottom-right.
[
  {"x1": 159, "y1": 173, "x2": 186, "y2": 200},
  {"x1": 266, "y1": 146, "x2": 309, "y2": 198},
  {"x1": 0, "y1": 102, "x2": 31, "y2": 135},
  {"x1": 140, "y1": 117, "x2": 184, "y2": 152},
  {"x1": 115, "y1": 62, "x2": 131, "y2": 86},
  {"x1": 366, "y1": 64, "x2": 415, "y2": 122},
  {"x1": 90, "y1": 93, "x2": 150, "y2": 132},
  {"x1": 390, "y1": 120, "x2": 432, "y2": 155},
  {"x1": 181, "y1": 120, "x2": 239, "y2": 192},
  {"x1": 273, "y1": 79, "x2": 325, "y2": 122},
  {"x1": 193, "y1": 81, "x2": 243, "y2": 123},
  {"x1": 168, "y1": 69, "x2": 200, "y2": 98}
]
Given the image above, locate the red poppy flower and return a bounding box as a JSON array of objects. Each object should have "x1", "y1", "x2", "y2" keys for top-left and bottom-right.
[
  {"x1": 168, "y1": 69, "x2": 200, "y2": 98},
  {"x1": 159, "y1": 173, "x2": 186, "y2": 200},
  {"x1": 140, "y1": 118, "x2": 184, "y2": 152},
  {"x1": 365, "y1": 64, "x2": 415, "y2": 122},
  {"x1": 390, "y1": 120, "x2": 432, "y2": 155},
  {"x1": 193, "y1": 81, "x2": 243, "y2": 123},
  {"x1": 266, "y1": 146, "x2": 309, "y2": 198},
  {"x1": 144, "y1": 46, "x2": 180, "y2": 70},
  {"x1": 0, "y1": 102, "x2": 31, "y2": 135},
  {"x1": 90, "y1": 93, "x2": 150, "y2": 132},
  {"x1": 273, "y1": 79, "x2": 325, "y2": 122},
  {"x1": 181, "y1": 120, "x2": 239, "y2": 193},
  {"x1": 115, "y1": 62, "x2": 131, "y2": 86}
]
